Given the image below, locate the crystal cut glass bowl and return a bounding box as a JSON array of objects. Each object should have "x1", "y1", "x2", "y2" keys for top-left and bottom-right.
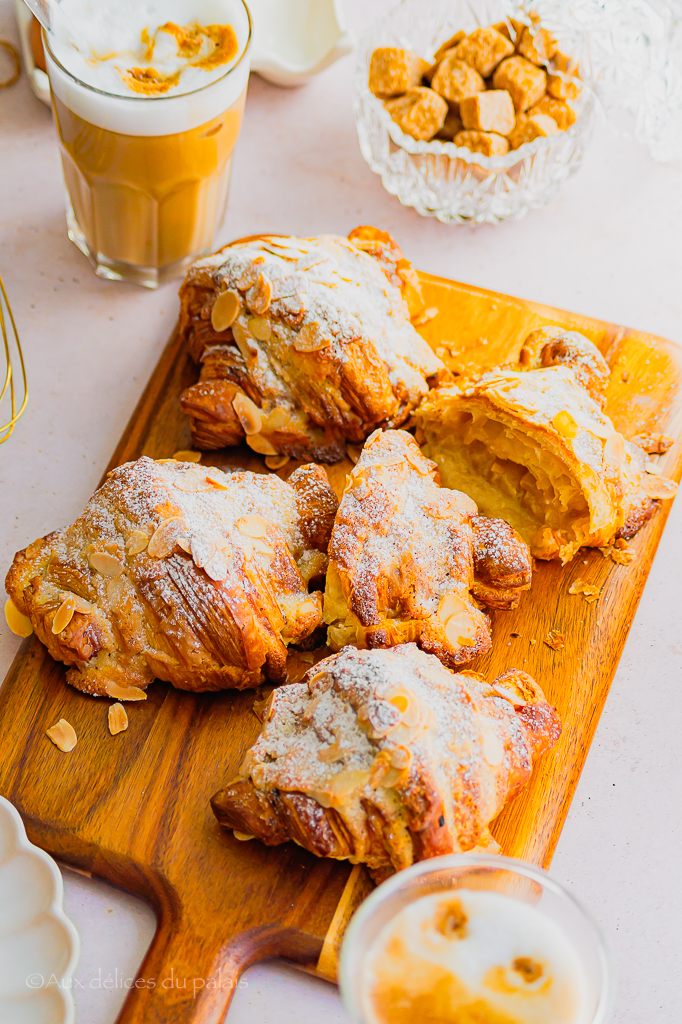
[{"x1": 354, "y1": 0, "x2": 596, "y2": 224}]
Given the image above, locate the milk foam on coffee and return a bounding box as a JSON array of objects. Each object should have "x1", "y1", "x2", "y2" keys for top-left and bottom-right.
[
  {"x1": 45, "y1": 0, "x2": 250, "y2": 135},
  {"x1": 364, "y1": 889, "x2": 592, "y2": 1024}
]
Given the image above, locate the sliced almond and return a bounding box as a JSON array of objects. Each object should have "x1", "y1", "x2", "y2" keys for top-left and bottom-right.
[
  {"x1": 232, "y1": 320, "x2": 256, "y2": 362},
  {"x1": 233, "y1": 830, "x2": 255, "y2": 841},
  {"x1": 437, "y1": 592, "x2": 469, "y2": 624},
  {"x1": 232, "y1": 393, "x2": 263, "y2": 435},
  {"x1": 553, "y1": 410, "x2": 579, "y2": 439},
  {"x1": 236, "y1": 514, "x2": 269, "y2": 538},
  {"x1": 265, "y1": 454, "x2": 290, "y2": 470},
  {"x1": 346, "y1": 445, "x2": 362, "y2": 464},
  {"x1": 205, "y1": 470, "x2": 231, "y2": 490},
  {"x1": 246, "y1": 434, "x2": 278, "y2": 456},
  {"x1": 603, "y1": 432, "x2": 625, "y2": 465},
  {"x1": 445, "y1": 612, "x2": 477, "y2": 648},
  {"x1": 147, "y1": 517, "x2": 187, "y2": 559},
  {"x1": 294, "y1": 597, "x2": 320, "y2": 622},
  {"x1": 481, "y1": 728, "x2": 504, "y2": 767},
  {"x1": 191, "y1": 534, "x2": 229, "y2": 582},
  {"x1": 492, "y1": 681, "x2": 528, "y2": 708},
  {"x1": 210, "y1": 289, "x2": 240, "y2": 332},
  {"x1": 172, "y1": 449, "x2": 202, "y2": 463},
  {"x1": 46, "y1": 718, "x2": 77, "y2": 752},
  {"x1": 52, "y1": 597, "x2": 76, "y2": 634},
  {"x1": 108, "y1": 702, "x2": 129, "y2": 735},
  {"x1": 104, "y1": 682, "x2": 147, "y2": 701},
  {"x1": 126, "y1": 529, "x2": 150, "y2": 555},
  {"x1": 247, "y1": 273, "x2": 272, "y2": 315},
  {"x1": 248, "y1": 316, "x2": 272, "y2": 342},
  {"x1": 4, "y1": 597, "x2": 33, "y2": 637},
  {"x1": 235, "y1": 257, "x2": 264, "y2": 290},
  {"x1": 405, "y1": 447, "x2": 429, "y2": 473},
  {"x1": 642, "y1": 475, "x2": 678, "y2": 500},
  {"x1": 89, "y1": 551, "x2": 124, "y2": 578},
  {"x1": 292, "y1": 322, "x2": 331, "y2": 353},
  {"x1": 249, "y1": 537, "x2": 274, "y2": 557}
]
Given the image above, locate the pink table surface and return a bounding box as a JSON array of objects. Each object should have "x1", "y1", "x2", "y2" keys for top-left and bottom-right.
[{"x1": 1, "y1": 1, "x2": 682, "y2": 1021}]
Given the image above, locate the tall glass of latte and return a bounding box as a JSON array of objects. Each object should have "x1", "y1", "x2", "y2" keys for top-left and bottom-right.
[{"x1": 43, "y1": 0, "x2": 251, "y2": 287}]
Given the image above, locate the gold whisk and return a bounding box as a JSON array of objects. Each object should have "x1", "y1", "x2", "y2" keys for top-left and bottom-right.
[{"x1": 0, "y1": 274, "x2": 28, "y2": 444}]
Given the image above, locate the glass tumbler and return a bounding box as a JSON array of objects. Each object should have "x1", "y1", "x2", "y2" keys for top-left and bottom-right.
[
  {"x1": 42, "y1": 2, "x2": 252, "y2": 288},
  {"x1": 340, "y1": 853, "x2": 614, "y2": 1024}
]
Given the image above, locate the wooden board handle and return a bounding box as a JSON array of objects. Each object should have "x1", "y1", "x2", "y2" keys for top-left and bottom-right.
[{"x1": 114, "y1": 913, "x2": 324, "y2": 1024}]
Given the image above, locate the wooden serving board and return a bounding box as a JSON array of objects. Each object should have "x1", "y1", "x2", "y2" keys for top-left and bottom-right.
[{"x1": 1, "y1": 267, "x2": 681, "y2": 1024}]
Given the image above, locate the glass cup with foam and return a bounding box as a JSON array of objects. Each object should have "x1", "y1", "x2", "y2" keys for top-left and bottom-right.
[
  {"x1": 340, "y1": 853, "x2": 614, "y2": 1024},
  {"x1": 43, "y1": 0, "x2": 252, "y2": 288}
]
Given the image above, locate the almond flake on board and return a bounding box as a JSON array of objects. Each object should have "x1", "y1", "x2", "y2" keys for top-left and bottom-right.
[
  {"x1": 544, "y1": 629, "x2": 565, "y2": 651},
  {"x1": 172, "y1": 450, "x2": 202, "y2": 463},
  {"x1": 411, "y1": 306, "x2": 438, "y2": 326},
  {"x1": 46, "y1": 718, "x2": 77, "y2": 752},
  {"x1": 611, "y1": 543, "x2": 635, "y2": 565},
  {"x1": 108, "y1": 703, "x2": 129, "y2": 735},
  {"x1": 600, "y1": 539, "x2": 636, "y2": 565},
  {"x1": 104, "y1": 682, "x2": 147, "y2": 701},
  {"x1": 568, "y1": 580, "x2": 600, "y2": 603},
  {"x1": 265, "y1": 454, "x2": 290, "y2": 470},
  {"x1": 4, "y1": 597, "x2": 33, "y2": 637}
]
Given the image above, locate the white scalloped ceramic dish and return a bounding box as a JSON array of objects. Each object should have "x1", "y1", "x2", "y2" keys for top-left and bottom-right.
[{"x1": 0, "y1": 796, "x2": 79, "y2": 1024}]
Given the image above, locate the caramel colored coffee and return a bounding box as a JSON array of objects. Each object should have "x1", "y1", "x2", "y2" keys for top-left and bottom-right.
[
  {"x1": 43, "y1": 0, "x2": 251, "y2": 285},
  {"x1": 52, "y1": 90, "x2": 246, "y2": 276}
]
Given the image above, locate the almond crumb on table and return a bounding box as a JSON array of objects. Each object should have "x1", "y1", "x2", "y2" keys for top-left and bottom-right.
[
  {"x1": 544, "y1": 629, "x2": 565, "y2": 651},
  {"x1": 568, "y1": 580, "x2": 601, "y2": 603},
  {"x1": 599, "y1": 539, "x2": 636, "y2": 565},
  {"x1": 108, "y1": 702, "x2": 129, "y2": 735},
  {"x1": 46, "y1": 718, "x2": 78, "y2": 752}
]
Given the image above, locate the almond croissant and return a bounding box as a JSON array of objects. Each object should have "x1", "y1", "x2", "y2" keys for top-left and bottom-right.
[
  {"x1": 5, "y1": 457, "x2": 338, "y2": 697},
  {"x1": 178, "y1": 227, "x2": 445, "y2": 462},
  {"x1": 417, "y1": 326, "x2": 678, "y2": 563},
  {"x1": 211, "y1": 644, "x2": 561, "y2": 879},
  {"x1": 323, "y1": 429, "x2": 532, "y2": 666}
]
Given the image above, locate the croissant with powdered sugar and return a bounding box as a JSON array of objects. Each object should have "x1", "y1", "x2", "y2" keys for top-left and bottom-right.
[
  {"x1": 417, "y1": 326, "x2": 678, "y2": 563},
  {"x1": 178, "y1": 227, "x2": 445, "y2": 462},
  {"x1": 211, "y1": 644, "x2": 561, "y2": 879},
  {"x1": 5, "y1": 457, "x2": 338, "y2": 697},
  {"x1": 323, "y1": 429, "x2": 532, "y2": 666}
]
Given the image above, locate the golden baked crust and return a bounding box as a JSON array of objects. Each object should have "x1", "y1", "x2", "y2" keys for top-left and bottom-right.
[
  {"x1": 416, "y1": 327, "x2": 678, "y2": 563},
  {"x1": 178, "y1": 228, "x2": 445, "y2": 462},
  {"x1": 5, "y1": 457, "x2": 338, "y2": 697},
  {"x1": 323, "y1": 430, "x2": 531, "y2": 665},
  {"x1": 211, "y1": 644, "x2": 561, "y2": 877}
]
